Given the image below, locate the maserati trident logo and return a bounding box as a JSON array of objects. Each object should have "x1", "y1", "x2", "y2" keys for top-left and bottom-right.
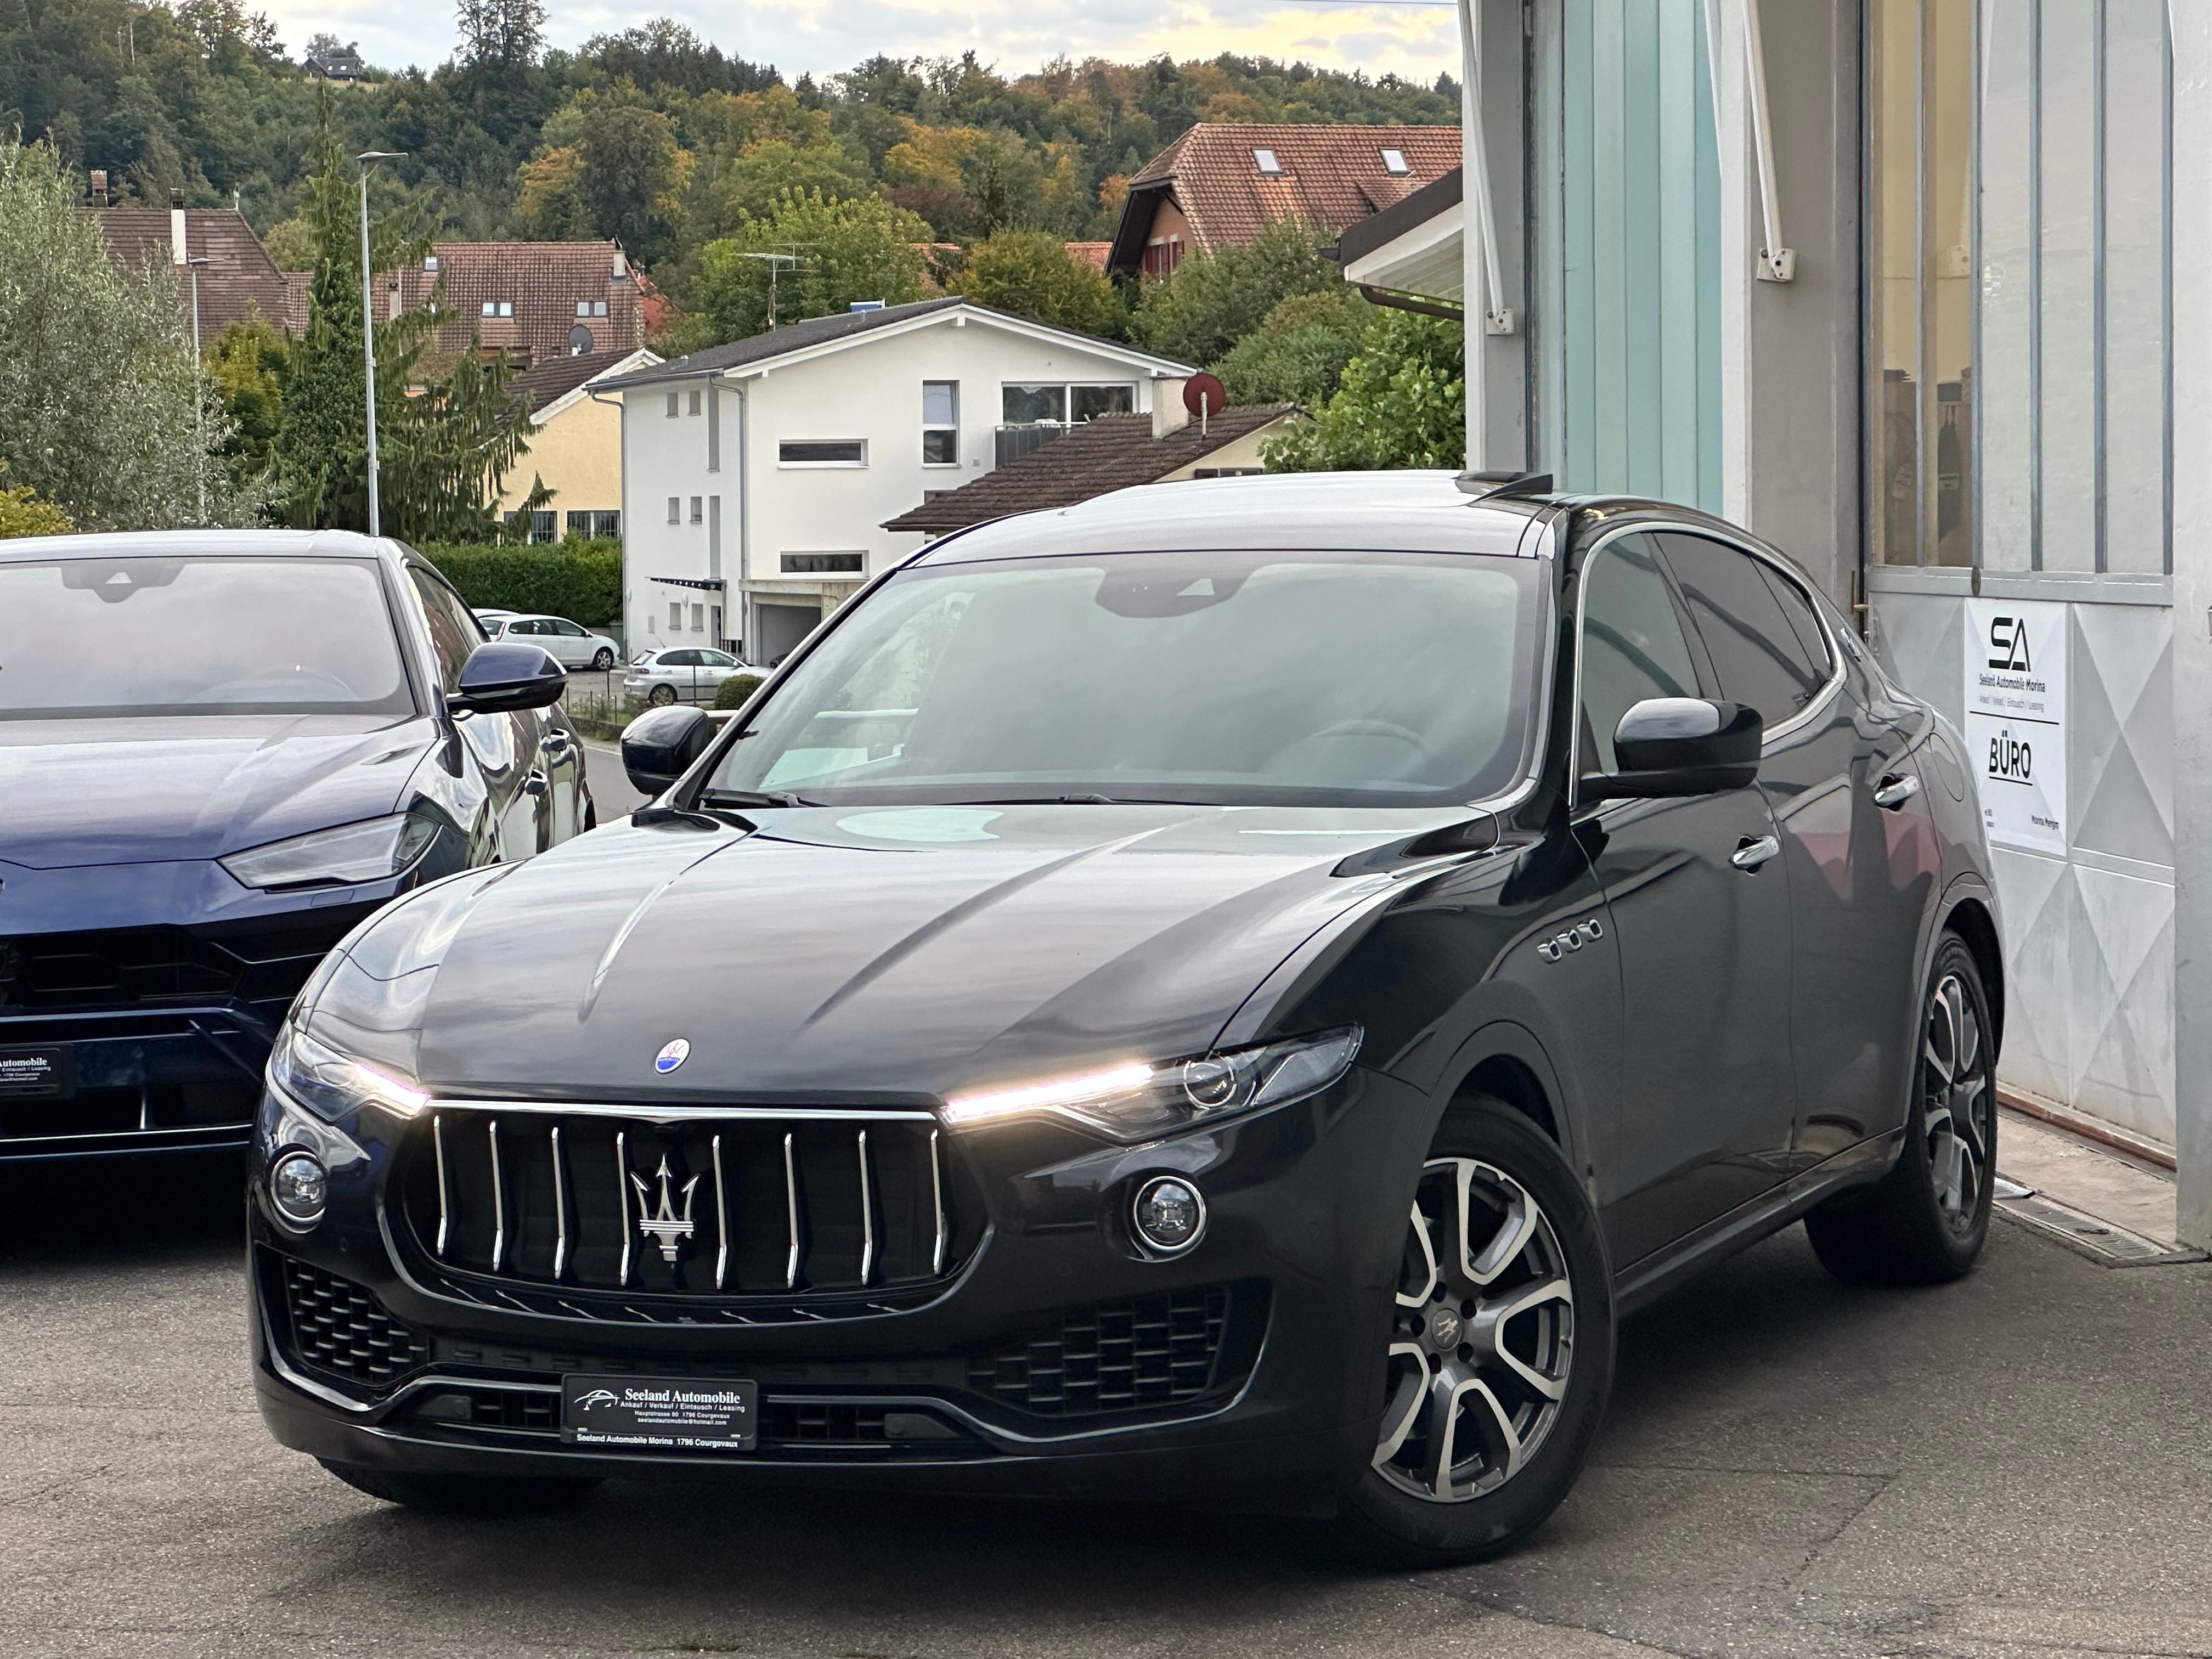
[
  {"x1": 630, "y1": 1155, "x2": 701, "y2": 1263},
  {"x1": 654, "y1": 1038, "x2": 690, "y2": 1074}
]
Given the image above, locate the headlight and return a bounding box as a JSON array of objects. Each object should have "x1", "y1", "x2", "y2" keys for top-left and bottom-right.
[
  {"x1": 267, "y1": 1020, "x2": 431, "y2": 1124},
  {"x1": 943, "y1": 1027, "x2": 1362, "y2": 1143},
  {"x1": 221, "y1": 810, "x2": 437, "y2": 891}
]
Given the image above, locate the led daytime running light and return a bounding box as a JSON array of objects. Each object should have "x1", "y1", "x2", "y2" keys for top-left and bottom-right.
[{"x1": 943, "y1": 1062, "x2": 1155, "y2": 1125}]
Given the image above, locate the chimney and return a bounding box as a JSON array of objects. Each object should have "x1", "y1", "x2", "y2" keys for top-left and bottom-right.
[
  {"x1": 611, "y1": 246, "x2": 627, "y2": 279},
  {"x1": 88, "y1": 169, "x2": 109, "y2": 207},
  {"x1": 170, "y1": 194, "x2": 188, "y2": 266},
  {"x1": 1152, "y1": 377, "x2": 1191, "y2": 439}
]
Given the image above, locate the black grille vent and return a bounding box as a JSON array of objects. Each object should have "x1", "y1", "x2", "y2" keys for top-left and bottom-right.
[
  {"x1": 283, "y1": 1260, "x2": 430, "y2": 1390},
  {"x1": 969, "y1": 1288, "x2": 1231, "y2": 1417},
  {"x1": 0, "y1": 915, "x2": 368, "y2": 1018},
  {"x1": 401, "y1": 1108, "x2": 975, "y2": 1302}
]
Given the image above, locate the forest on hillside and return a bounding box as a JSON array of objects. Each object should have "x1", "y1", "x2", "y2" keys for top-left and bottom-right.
[{"x1": 0, "y1": 0, "x2": 1456, "y2": 287}]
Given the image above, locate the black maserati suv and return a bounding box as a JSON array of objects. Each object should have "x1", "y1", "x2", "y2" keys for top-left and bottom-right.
[{"x1": 247, "y1": 473, "x2": 2002, "y2": 1561}]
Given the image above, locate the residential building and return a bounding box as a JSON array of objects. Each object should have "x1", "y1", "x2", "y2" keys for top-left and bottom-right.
[
  {"x1": 303, "y1": 46, "x2": 364, "y2": 81},
  {"x1": 81, "y1": 194, "x2": 298, "y2": 336},
  {"x1": 1346, "y1": 1, "x2": 2210, "y2": 1233},
  {"x1": 496, "y1": 347, "x2": 661, "y2": 542},
  {"x1": 599, "y1": 297, "x2": 1195, "y2": 665},
  {"x1": 882, "y1": 402, "x2": 1296, "y2": 539},
  {"x1": 1104, "y1": 123, "x2": 1460, "y2": 279},
  {"x1": 383, "y1": 241, "x2": 646, "y2": 369}
]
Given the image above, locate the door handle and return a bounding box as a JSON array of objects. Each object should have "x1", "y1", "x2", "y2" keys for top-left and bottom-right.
[
  {"x1": 1872, "y1": 771, "x2": 1920, "y2": 810},
  {"x1": 540, "y1": 730, "x2": 572, "y2": 755},
  {"x1": 521, "y1": 769, "x2": 549, "y2": 798},
  {"x1": 1731, "y1": 834, "x2": 1781, "y2": 872}
]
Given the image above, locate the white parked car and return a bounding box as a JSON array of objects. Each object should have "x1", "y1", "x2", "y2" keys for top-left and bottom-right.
[
  {"x1": 489, "y1": 613, "x2": 621, "y2": 671},
  {"x1": 472, "y1": 607, "x2": 519, "y2": 629},
  {"x1": 623, "y1": 647, "x2": 759, "y2": 706}
]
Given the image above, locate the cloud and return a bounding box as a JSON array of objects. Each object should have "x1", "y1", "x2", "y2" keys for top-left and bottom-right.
[{"x1": 258, "y1": 0, "x2": 1460, "y2": 84}]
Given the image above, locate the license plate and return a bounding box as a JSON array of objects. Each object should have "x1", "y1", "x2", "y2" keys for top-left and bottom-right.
[
  {"x1": 561, "y1": 1374, "x2": 758, "y2": 1452},
  {"x1": 0, "y1": 1046, "x2": 74, "y2": 1099}
]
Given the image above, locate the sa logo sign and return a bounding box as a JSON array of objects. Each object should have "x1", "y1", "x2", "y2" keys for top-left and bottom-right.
[{"x1": 1986, "y1": 616, "x2": 2032, "y2": 672}]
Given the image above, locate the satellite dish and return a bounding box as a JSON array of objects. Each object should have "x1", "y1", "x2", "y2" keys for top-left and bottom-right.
[{"x1": 1183, "y1": 373, "x2": 1227, "y2": 419}]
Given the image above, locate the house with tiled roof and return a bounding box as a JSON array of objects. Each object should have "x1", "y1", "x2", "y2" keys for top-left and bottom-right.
[
  {"x1": 882, "y1": 403, "x2": 1296, "y2": 538},
  {"x1": 595, "y1": 297, "x2": 1195, "y2": 664},
  {"x1": 82, "y1": 198, "x2": 299, "y2": 338},
  {"x1": 382, "y1": 241, "x2": 647, "y2": 369},
  {"x1": 494, "y1": 347, "x2": 661, "y2": 543},
  {"x1": 1105, "y1": 124, "x2": 1461, "y2": 278}
]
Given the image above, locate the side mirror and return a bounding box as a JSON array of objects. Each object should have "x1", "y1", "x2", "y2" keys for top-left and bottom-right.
[
  {"x1": 622, "y1": 704, "x2": 713, "y2": 798},
  {"x1": 1581, "y1": 698, "x2": 1761, "y2": 802},
  {"x1": 448, "y1": 642, "x2": 567, "y2": 715}
]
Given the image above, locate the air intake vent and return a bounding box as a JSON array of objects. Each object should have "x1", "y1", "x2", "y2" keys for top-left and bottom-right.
[
  {"x1": 969, "y1": 1288, "x2": 1232, "y2": 1417},
  {"x1": 281, "y1": 1258, "x2": 430, "y2": 1390}
]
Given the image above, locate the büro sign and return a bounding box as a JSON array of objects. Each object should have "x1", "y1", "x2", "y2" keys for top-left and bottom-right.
[{"x1": 1963, "y1": 599, "x2": 2067, "y2": 855}]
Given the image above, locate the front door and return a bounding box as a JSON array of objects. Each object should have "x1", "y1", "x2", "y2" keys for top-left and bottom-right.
[
  {"x1": 409, "y1": 567, "x2": 550, "y2": 860},
  {"x1": 1572, "y1": 532, "x2": 1798, "y2": 1267}
]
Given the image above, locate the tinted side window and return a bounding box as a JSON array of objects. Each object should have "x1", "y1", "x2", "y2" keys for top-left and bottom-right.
[
  {"x1": 1756, "y1": 564, "x2": 1834, "y2": 678},
  {"x1": 1658, "y1": 534, "x2": 1825, "y2": 728},
  {"x1": 1578, "y1": 534, "x2": 1703, "y2": 774},
  {"x1": 408, "y1": 568, "x2": 484, "y2": 695}
]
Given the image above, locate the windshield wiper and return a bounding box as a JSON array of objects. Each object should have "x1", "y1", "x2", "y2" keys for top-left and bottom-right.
[
  {"x1": 940, "y1": 793, "x2": 1198, "y2": 806},
  {"x1": 701, "y1": 787, "x2": 817, "y2": 809}
]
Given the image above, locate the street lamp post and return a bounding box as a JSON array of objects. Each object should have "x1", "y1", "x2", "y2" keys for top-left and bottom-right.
[
  {"x1": 356, "y1": 151, "x2": 405, "y2": 538},
  {"x1": 187, "y1": 255, "x2": 208, "y2": 524}
]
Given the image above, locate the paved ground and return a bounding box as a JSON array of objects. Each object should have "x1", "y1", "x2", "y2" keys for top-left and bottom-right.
[
  {"x1": 2, "y1": 1151, "x2": 2207, "y2": 1659},
  {"x1": 582, "y1": 737, "x2": 648, "y2": 819}
]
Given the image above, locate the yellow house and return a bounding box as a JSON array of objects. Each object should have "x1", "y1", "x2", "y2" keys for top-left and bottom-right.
[{"x1": 498, "y1": 347, "x2": 660, "y2": 541}]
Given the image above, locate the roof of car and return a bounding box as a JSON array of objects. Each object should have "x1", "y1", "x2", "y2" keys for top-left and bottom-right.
[
  {"x1": 0, "y1": 529, "x2": 399, "y2": 563},
  {"x1": 912, "y1": 470, "x2": 1559, "y2": 565}
]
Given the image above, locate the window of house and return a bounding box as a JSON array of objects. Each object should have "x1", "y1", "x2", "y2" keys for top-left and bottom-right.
[
  {"x1": 478, "y1": 300, "x2": 512, "y2": 318},
  {"x1": 575, "y1": 301, "x2": 607, "y2": 318},
  {"x1": 1254, "y1": 148, "x2": 1282, "y2": 176},
  {"x1": 922, "y1": 381, "x2": 959, "y2": 465},
  {"x1": 691, "y1": 603, "x2": 706, "y2": 632},
  {"x1": 778, "y1": 440, "x2": 868, "y2": 467},
  {"x1": 1141, "y1": 237, "x2": 1183, "y2": 278},
  {"x1": 668, "y1": 602, "x2": 683, "y2": 630},
  {"x1": 592, "y1": 300, "x2": 607, "y2": 317},
  {"x1": 1192, "y1": 467, "x2": 1265, "y2": 479},
  {"x1": 665, "y1": 393, "x2": 679, "y2": 418},
  {"x1": 424, "y1": 254, "x2": 439, "y2": 273},
  {"x1": 781, "y1": 552, "x2": 865, "y2": 574},
  {"x1": 689, "y1": 496, "x2": 703, "y2": 523},
  {"x1": 687, "y1": 388, "x2": 702, "y2": 416},
  {"x1": 1001, "y1": 384, "x2": 1137, "y2": 426},
  {"x1": 1071, "y1": 385, "x2": 1136, "y2": 421},
  {"x1": 566, "y1": 509, "x2": 619, "y2": 539},
  {"x1": 1380, "y1": 147, "x2": 1410, "y2": 176},
  {"x1": 529, "y1": 510, "x2": 555, "y2": 544},
  {"x1": 667, "y1": 496, "x2": 680, "y2": 524}
]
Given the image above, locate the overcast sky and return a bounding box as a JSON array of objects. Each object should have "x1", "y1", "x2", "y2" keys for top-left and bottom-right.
[{"x1": 261, "y1": 0, "x2": 1462, "y2": 88}]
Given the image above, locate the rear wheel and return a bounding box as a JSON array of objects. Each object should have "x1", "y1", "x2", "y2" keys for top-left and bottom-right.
[
  {"x1": 318, "y1": 1461, "x2": 602, "y2": 1515},
  {"x1": 590, "y1": 647, "x2": 615, "y2": 670},
  {"x1": 1338, "y1": 1100, "x2": 1614, "y2": 1565},
  {"x1": 647, "y1": 683, "x2": 676, "y2": 707},
  {"x1": 1804, "y1": 932, "x2": 1996, "y2": 1285}
]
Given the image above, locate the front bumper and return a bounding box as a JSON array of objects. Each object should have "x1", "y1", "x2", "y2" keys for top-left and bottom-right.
[{"x1": 249, "y1": 1065, "x2": 1437, "y2": 1508}]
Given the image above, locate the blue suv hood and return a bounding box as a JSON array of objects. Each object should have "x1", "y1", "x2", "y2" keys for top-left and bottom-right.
[{"x1": 0, "y1": 714, "x2": 438, "y2": 871}]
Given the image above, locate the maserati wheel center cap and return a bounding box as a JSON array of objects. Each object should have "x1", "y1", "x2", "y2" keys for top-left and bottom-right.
[{"x1": 654, "y1": 1038, "x2": 691, "y2": 1075}]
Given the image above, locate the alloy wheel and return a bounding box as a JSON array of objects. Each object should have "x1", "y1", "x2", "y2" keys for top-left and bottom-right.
[
  {"x1": 1374, "y1": 1158, "x2": 1576, "y2": 1503},
  {"x1": 1922, "y1": 970, "x2": 1992, "y2": 1235}
]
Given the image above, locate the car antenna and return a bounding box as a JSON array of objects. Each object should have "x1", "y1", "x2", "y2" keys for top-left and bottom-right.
[{"x1": 1454, "y1": 470, "x2": 1555, "y2": 500}]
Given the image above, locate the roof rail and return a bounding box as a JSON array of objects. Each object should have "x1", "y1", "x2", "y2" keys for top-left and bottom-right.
[{"x1": 1454, "y1": 470, "x2": 1554, "y2": 500}]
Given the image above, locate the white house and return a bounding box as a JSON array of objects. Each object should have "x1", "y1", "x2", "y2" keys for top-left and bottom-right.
[{"x1": 601, "y1": 298, "x2": 1198, "y2": 665}]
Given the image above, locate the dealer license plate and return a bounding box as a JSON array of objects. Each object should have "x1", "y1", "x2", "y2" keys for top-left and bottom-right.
[
  {"x1": 0, "y1": 1046, "x2": 74, "y2": 1099},
  {"x1": 561, "y1": 1374, "x2": 759, "y2": 1451}
]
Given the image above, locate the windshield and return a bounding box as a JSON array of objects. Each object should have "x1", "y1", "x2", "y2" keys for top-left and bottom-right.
[
  {"x1": 707, "y1": 548, "x2": 1547, "y2": 809},
  {"x1": 0, "y1": 555, "x2": 414, "y2": 720}
]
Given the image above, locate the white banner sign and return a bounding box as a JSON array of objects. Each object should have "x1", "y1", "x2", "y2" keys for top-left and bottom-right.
[{"x1": 1963, "y1": 598, "x2": 2067, "y2": 855}]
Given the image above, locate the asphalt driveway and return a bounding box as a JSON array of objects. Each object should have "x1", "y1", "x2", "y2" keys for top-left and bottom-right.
[{"x1": 2, "y1": 1153, "x2": 2206, "y2": 1659}]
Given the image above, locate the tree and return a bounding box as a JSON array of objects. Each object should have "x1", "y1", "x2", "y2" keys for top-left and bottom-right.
[
  {"x1": 960, "y1": 230, "x2": 1115, "y2": 335},
  {"x1": 272, "y1": 99, "x2": 536, "y2": 540},
  {"x1": 1127, "y1": 217, "x2": 1341, "y2": 366},
  {"x1": 1214, "y1": 287, "x2": 1373, "y2": 408},
  {"x1": 691, "y1": 190, "x2": 932, "y2": 342},
  {"x1": 455, "y1": 0, "x2": 544, "y2": 67},
  {"x1": 206, "y1": 315, "x2": 290, "y2": 484},
  {"x1": 0, "y1": 480, "x2": 75, "y2": 538},
  {"x1": 0, "y1": 138, "x2": 250, "y2": 529},
  {"x1": 575, "y1": 101, "x2": 686, "y2": 261},
  {"x1": 1262, "y1": 308, "x2": 1464, "y2": 472}
]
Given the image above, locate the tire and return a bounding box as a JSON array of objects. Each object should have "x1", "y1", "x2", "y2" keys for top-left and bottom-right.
[
  {"x1": 590, "y1": 647, "x2": 615, "y2": 671},
  {"x1": 1336, "y1": 1098, "x2": 1615, "y2": 1566},
  {"x1": 1803, "y1": 932, "x2": 1997, "y2": 1286},
  {"x1": 317, "y1": 1460, "x2": 602, "y2": 1516},
  {"x1": 647, "y1": 683, "x2": 676, "y2": 707}
]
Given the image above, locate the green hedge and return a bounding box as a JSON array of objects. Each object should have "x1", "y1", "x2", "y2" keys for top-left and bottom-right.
[
  {"x1": 417, "y1": 538, "x2": 623, "y2": 627},
  {"x1": 713, "y1": 673, "x2": 765, "y2": 709}
]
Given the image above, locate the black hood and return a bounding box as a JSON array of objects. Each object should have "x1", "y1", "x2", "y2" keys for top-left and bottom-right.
[{"x1": 383, "y1": 804, "x2": 1448, "y2": 1102}]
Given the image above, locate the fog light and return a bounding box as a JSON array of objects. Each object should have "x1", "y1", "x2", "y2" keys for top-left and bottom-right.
[
  {"x1": 269, "y1": 1150, "x2": 328, "y2": 1229},
  {"x1": 1132, "y1": 1175, "x2": 1205, "y2": 1254}
]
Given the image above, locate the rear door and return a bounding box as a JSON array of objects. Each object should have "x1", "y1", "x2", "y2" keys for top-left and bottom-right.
[
  {"x1": 1572, "y1": 531, "x2": 1799, "y2": 1267},
  {"x1": 1656, "y1": 531, "x2": 1932, "y2": 1163}
]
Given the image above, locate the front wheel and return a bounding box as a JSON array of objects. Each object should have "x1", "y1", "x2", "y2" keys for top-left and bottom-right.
[
  {"x1": 1338, "y1": 1100, "x2": 1615, "y2": 1565},
  {"x1": 318, "y1": 1461, "x2": 602, "y2": 1515},
  {"x1": 1803, "y1": 932, "x2": 1996, "y2": 1285}
]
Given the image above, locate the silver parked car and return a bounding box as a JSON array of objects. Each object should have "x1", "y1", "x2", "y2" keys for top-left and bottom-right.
[
  {"x1": 490, "y1": 613, "x2": 620, "y2": 671},
  {"x1": 623, "y1": 646, "x2": 758, "y2": 706}
]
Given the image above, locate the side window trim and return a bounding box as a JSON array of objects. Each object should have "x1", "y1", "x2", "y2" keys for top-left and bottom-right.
[
  {"x1": 1648, "y1": 525, "x2": 1846, "y2": 745},
  {"x1": 1568, "y1": 525, "x2": 1710, "y2": 808}
]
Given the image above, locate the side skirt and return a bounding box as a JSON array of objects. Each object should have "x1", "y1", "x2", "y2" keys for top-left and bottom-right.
[{"x1": 1612, "y1": 1130, "x2": 1906, "y2": 1318}]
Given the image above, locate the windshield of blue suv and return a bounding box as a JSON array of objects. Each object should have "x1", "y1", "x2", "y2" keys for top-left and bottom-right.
[
  {"x1": 706, "y1": 548, "x2": 1548, "y2": 809},
  {"x1": 0, "y1": 555, "x2": 416, "y2": 720}
]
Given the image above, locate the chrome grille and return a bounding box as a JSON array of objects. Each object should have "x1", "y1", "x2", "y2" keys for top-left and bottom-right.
[{"x1": 401, "y1": 1107, "x2": 969, "y2": 1300}]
